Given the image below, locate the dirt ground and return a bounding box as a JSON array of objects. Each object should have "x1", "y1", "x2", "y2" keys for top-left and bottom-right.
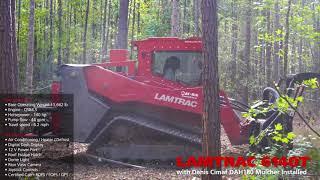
[
  {"x1": 40, "y1": 122, "x2": 319, "y2": 180},
  {"x1": 28, "y1": 128, "x2": 245, "y2": 180},
  {"x1": 69, "y1": 128, "x2": 246, "y2": 180}
]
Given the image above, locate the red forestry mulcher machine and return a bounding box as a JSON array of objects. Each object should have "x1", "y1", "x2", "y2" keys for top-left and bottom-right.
[{"x1": 45, "y1": 37, "x2": 319, "y2": 164}]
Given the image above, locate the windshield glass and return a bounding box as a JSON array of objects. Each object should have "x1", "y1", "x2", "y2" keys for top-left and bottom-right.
[{"x1": 152, "y1": 51, "x2": 202, "y2": 86}]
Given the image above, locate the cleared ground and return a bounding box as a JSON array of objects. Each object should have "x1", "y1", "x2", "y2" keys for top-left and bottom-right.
[{"x1": 70, "y1": 128, "x2": 246, "y2": 180}]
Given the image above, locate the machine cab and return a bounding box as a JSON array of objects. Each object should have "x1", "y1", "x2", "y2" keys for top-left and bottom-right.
[
  {"x1": 152, "y1": 51, "x2": 202, "y2": 86},
  {"x1": 133, "y1": 37, "x2": 203, "y2": 87}
]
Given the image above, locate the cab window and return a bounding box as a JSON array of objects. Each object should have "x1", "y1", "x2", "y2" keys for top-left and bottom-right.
[{"x1": 152, "y1": 51, "x2": 202, "y2": 86}]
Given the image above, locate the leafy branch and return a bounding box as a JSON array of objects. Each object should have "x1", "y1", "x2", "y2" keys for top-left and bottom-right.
[{"x1": 273, "y1": 83, "x2": 320, "y2": 138}]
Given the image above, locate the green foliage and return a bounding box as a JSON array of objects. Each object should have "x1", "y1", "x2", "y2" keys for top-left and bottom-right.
[
  {"x1": 271, "y1": 123, "x2": 295, "y2": 144},
  {"x1": 303, "y1": 78, "x2": 319, "y2": 89},
  {"x1": 242, "y1": 79, "x2": 319, "y2": 178},
  {"x1": 242, "y1": 103, "x2": 270, "y2": 119},
  {"x1": 16, "y1": 0, "x2": 320, "y2": 96},
  {"x1": 275, "y1": 95, "x2": 303, "y2": 113}
]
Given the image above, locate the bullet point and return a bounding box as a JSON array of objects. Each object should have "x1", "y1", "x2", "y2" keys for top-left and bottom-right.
[
  {"x1": 5, "y1": 144, "x2": 7, "y2": 146},
  {"x1": 5, "y1": 104, "x2": 7, "y2": 106},
  {"x1": 5, "y1": 174, "x2": 7, "y2": 176},
  {"x1": 5, "y1": 124, "x2": 7, "y2": 126},
  {"x1": 4, "y1": 139, "x2": 7, "y2": 141},
  {"x1": 5, "y1": 149, "x2": 7, "y2": 151},
  {"x1": 5, "y1": 154, "x2": 7, "y2": 156},
  {"x1": 5, "y1": 169, "x2": 7, "y2": 171},
  {"x1": 5, "y1": 109, "x2": 7, "y2": 111},
  {"x1": 5, "y1": 114, "x2": 7, "y2": 116},
  {"x1": 5, "y1": 163, "x2": 7, "y2": 165},
  {"x1": 5, "y1": 159, "x2": 7, "y2": 161}
]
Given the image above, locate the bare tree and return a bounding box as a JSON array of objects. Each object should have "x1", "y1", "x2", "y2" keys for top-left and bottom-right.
[
  {"x1": 298, "y1": 0, "x2": 305, "y2": 73},
  {"x1": 101, "y1": 0, "x2": 110, "y2": 58},
  {"x1": 105, "y1": 0, "x2": 112, "y2": 54},
  {"x1": 17, "y1": 0, "x2": 22, "y2": 50},
  {"x1": 137, "y1": 1, "x2": 141, "y2": 33},
  {"x1": 66, "y1": 2, "x2": 71, "y2": 64},
  {"x1": 230, "y1": 0, "x2": 238, "y2": 96},
  {"x1": 266, "y1": 8, "x2": 272, "y2": 85},
  {"x1": 193, "y1": 0, "x2": 200, "y2": 36},
  {"x1": 171, "y1": 0, "x2": 180, "y2": 36},
  {"x1": 16, "y1": 0, "x2": 21, "y2": 88},
  {"x1": 283, "y1": 0, "x2": 292, "y2": 77},
  {"x1": 115, "y1": 0, "x2": 129, "y2": 49},
  {"x1": 273, "y1": 0, "x2": 280, "y2": 81},
  {"x1": 26, "y1": 0, "x2": 35, "y2": 93},
  {"x1": 201, "y1": 0, "x2": 221, "y2": 179},
  {"x1": 92, "y1": 0, "x2": 97, "y2": 39},
  {"x1": 182, "y1": 0, "x2": 187, "y2": 34},
  {"x1": 240, "y1": 0, "x2": 251, "y2": 105},
  {"x1": 57, "y1": 0, "x2": 62, "y2": 66},
  {"x1": 11, "y1": 0, "x2": 19, "y2": 90},
  {"x1": 48, "y1": 0, "x2": 54, "y2": 74},
  {"x1": 311, "y1": 1, "x2": 320, "y2": 73},
  {"x1": 0, "y1": 0, "x2": 18, "y2": 93},
  {"x1": 83, "y1": 0, "x2": 90, "y2": 63},
  {"x1": 130, "y1": 0, "x2": 136, "y2": 57}
]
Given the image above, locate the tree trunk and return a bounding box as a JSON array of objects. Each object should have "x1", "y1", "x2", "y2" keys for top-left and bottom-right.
[
  {"x1": 34, "y1": 33, "x2": 39, "y2": 82},
  {"x1": 273, "y1": 0, "x2": 280, "y2": 81},
  {"x1": 298, "y1": 38, "x2": 303, "y2": 73},
  {"x1": 101, "y1": 0, "x2": 109, "y2": 57},
  {"x1": 259, "y1": 10, "x2": 266, "y2": 87},
  {"x1": 193, "y1": 0, "x2": 200, "y2": 36},
  {"x1": 105, "y1": 0, "x2": 112, "y2": 56},
  {"x1": 230, "y1": 0, "x2": 238, "y2": 96},
  {"x1": 100, "y1": 0, "x2": 103, "y2": 42},
  {"x1": 109, "y1": 12, "x2": 115, "y2": 49},
  {"x1": 290, "y1": 35, "x2": 296, "y2": 74},
  {"x1": 57, "y1": 0, "x2": 62, "y2": 66},
  {"x1": 115, "y1": 0, "x2": 129, "y2": 49},
  {"x1": 297, "y1": 0, "x2": 304, "y2": 73},
  {"x1": 92, "y1": 0, "x2": 97, "y2": 39},
  {"x1": 266, "y1": 9, "x2": 272, "y2": 86},
  {"x1": 258, "y1": 38, "x2": 265, "y2": 90},
  {"x1": 242, "y1": 0, "x2": 251, "y2": 105},
  {"x1": 128, "y1": 0, "x2": 132, "y2": 28},
  {"x1": 42, "y1": 0, "x2": 49, "y2": 78},
  {"x1": 311, "y1": 2, "x2": 320, "y2": 73},
  {"x1": 130, "y1": 0, "x2": 136, "y2": 58},
  {"x1": 283, "y1": 0, "x2": 292, "y2": 77},
  {"x1": 48, "y1": 0, "x2": 53, "y2": 75},
  {"x1": 66, "y1": 3, "x2": 71, "y2": 64},
  {"x1": 182, "y1": 0, "x2": 187, "y2": 34},
  {"x1": 17, "y1": 0, "x2": 21, "y2": 82},
  {"x1": 253, "y1": 30, "x2": 259, "y2": 99},
  {"x1": 201, "y1": 0, "x2": 221, "y2": 180},
  {"x1": 17, "y1": 0, "x2": 21, "y2": 50},
  {"x1": 0, "y1": 0, "x2": 18, "y2": 93},
  {"x1": 26, "y1": 0, "x2": 35, "y2": 93},
  {"x1": 82, "y1": 0, "x2": 90, "y2": 63},
  {"x1": 171, "y1": 0, "x2": 180, "y2": 36},
  {"x1": 193, "y1": 0, "x2": 201, "y2": 37},
  {"x1": 11, "y1": 0, "x2": 19, "y2": 91},
  {"x1": 137, "y1": 2, "x2": 140, "y2": 33}
]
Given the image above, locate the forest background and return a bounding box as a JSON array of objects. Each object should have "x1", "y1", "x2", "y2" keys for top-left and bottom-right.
[{"x1": 4, "y1": 0, "x2": 320, "y2": 112}]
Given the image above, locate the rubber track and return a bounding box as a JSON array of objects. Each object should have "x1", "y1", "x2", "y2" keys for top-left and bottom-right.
[{"x1": 89, "y1": 114, "x2": 201, "y2": 149}]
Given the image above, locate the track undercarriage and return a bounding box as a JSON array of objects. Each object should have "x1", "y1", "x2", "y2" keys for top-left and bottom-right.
[{"x1": 86, "y1": 114, "x2": 202, "y2": 164}]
